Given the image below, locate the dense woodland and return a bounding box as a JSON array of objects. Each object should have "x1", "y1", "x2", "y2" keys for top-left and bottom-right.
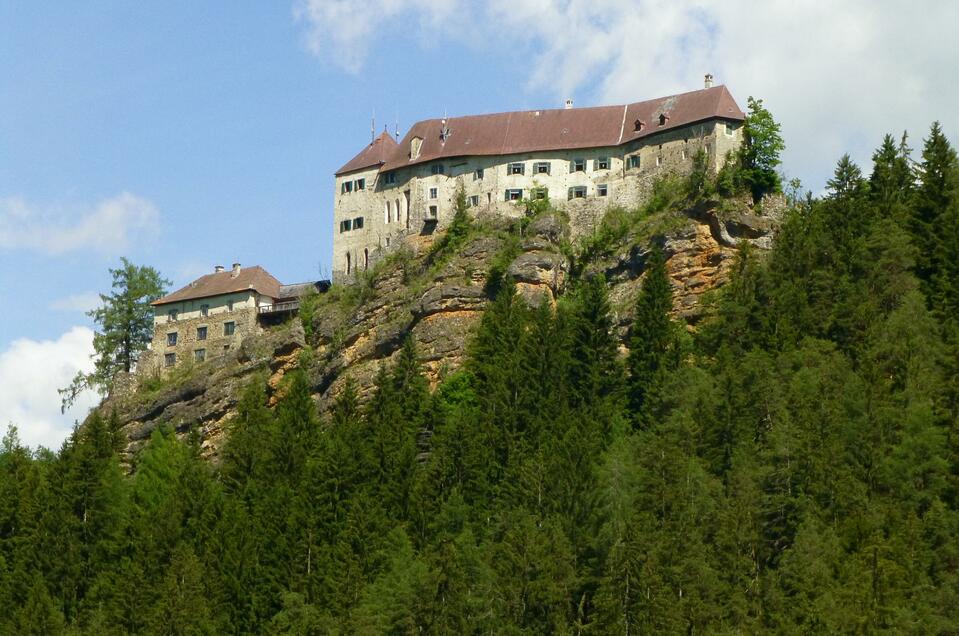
[{"x1": 3, "y1": 121, "x2": 959, "y2": 634}]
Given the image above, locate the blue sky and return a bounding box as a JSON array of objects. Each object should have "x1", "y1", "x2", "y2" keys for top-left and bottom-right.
[{"x1": 2, "y1": 1, "x2": 956, "y2": 448}]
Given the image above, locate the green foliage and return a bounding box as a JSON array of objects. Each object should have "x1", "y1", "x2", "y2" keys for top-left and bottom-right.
[
  {"x1": 739, "y1": 96, "x2": 786, "y2": 201},
  {"x1": 8, "y1": 125, "x2": 959, "y2": 633},
  {"x1": 424, "y1": 182, "x2": 475, "y2": 270},
  {"x1": 298, "y1": 289, "x2": 321, "y2": 344},
  {"x1": 60, "y1": 258, "x2": 169, "y2": 410},
  {"x1": 627, "y1": 245, "x2": 680, "y2": 425}
]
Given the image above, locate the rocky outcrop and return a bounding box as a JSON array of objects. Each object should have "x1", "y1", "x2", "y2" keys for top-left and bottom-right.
[{"x1": 105, "y1": 200, "x2": 780, "y2": 464}]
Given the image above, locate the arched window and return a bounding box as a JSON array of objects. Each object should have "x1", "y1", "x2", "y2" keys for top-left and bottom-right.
[
  {"x1": 363, "y1": 248, "x2": 369, "y2": 270},
  {"x1": 345, "y1": 252, "x2": 351, "y2": 275}
]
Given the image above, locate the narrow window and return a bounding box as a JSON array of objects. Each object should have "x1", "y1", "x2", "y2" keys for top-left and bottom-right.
[
  {"x1": 200, "y1": 304, "x2": 209, "y2": 317},
  {"x1": 468, "y1": 195, "x2": 479, "y2": 207},
  {"x1": 164, "y1": 353, "x2": 176, "y2": 367},
  {"x1": 568, "y1": 186, "x2": 587, "y2": 200},
  {"x1": 505, "y1": 188, "x2": 523, "y2": 201},
  {"x1": 395, "y1": 199, "x2": 401, "y2": 222},
  {"x1": 681, "y1": 149, "x2": 688, "y2": 160},
  {"x1": 428, "y1": 205, "x2": 438, "y2": 219},
  {"x1": 197, "y1": 326, "x2": 208, "y2": 341},
  {"x1": 223, "y1": 321, "x2": 236, "y2": 336},
  {"x1": 429, "y1": 187, "x2": 438, "y2": 199},
  {"x1": 353, "y1": 216, "x2": 364, "y2": 229},
  {"x1": 227, "y1": 300, "x2": 234, "y2": 312},
  {"x1": 167, "y1": 332, "x2": 178, "y2": 346},
  {"x1": 346, "y1": 252, "x2": 351, "y2": 275},
  {"x1": 431, "y1": 164, "x2": 445, "y2": 175},
  {"x1": 364, "y1": 248, "x2": 369, "y2": 270},
  {"x1": 656, "y1": 156, "x2": 662, "y2": 167},
  {"x1": 474, "y1": 168, "x2": 484, "y2": 180},
  {"x1": 596, "y1": 157, "x2": 609, "y2": 170},
  {"x1": 355, "y1": 178, "x2": 366, "y2": 190},
  {"x1": 194, "y1": 349, "x2": 206, "y2": 362},
  {"x1": 597, "y1": 184, "x2": 608, "y2": 197},
  {"x1": 508, "y1": 162, "x2": 525, "y2": 175}
]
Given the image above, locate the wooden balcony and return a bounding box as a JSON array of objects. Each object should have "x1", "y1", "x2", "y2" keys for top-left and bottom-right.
[{"x1": 257, "y1": 300, "x2": 300, "y2": 315}]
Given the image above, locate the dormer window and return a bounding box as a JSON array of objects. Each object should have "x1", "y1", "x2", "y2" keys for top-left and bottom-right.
[
  {"x1": 634, "y1": 119, "x2": 645, "y2": 132},
  {"x1": 410, "y1": 136, "x2": 423, "y2": 159},
  {"x1": 659, "y1": 113, "x2": 668, "y2": 126}
]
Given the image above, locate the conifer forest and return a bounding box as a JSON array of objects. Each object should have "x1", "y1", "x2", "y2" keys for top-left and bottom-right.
[{"x1": 4, "y1": 123, "x2": 959, "y2": 634}]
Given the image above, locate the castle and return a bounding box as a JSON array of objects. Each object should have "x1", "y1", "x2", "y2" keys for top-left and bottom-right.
[{"x1": 333, "y1": 76, "x2": 745, "y2": 282}]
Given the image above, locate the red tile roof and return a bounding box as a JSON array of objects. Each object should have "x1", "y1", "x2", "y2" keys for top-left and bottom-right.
[
  {"x1": 335, "y1": 131, "x2": 400, "y2": 176},
  {"x1": 152, "y1": 266, "x2": 282, "y2": 306},
  {"x1": 335, "y1": 85, "x2": 743, "y2": 175}
]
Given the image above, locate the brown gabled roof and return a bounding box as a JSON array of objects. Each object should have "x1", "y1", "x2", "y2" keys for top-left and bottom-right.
[
  {"x1": 335, "y1": 131, "x2": 399, "y2": 176},
  {"x1": 151, "y1": 266, "x2": 282, "y2": 306},
  {"x1": 374, "y1": 85, "x2": 743, "y2": 172}
]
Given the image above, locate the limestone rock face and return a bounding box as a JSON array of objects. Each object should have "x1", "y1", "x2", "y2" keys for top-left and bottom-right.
[{"x1": 104, "y1": 202, "x2": 779, "y2": 464}]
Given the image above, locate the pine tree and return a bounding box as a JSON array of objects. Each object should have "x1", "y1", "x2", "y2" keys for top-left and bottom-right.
[
  {"x1": 912, "y1": 122, "x2": 958, "y2": 290},
  {"x1": 627, "y1": 246, "x2": 678, "y2": 424},
  {"x1": 869, "y1": 132, "x2": 913, "y2": 220},
  {"x1": 60, "y1": 259, "x2": 170, "y2": 409}
]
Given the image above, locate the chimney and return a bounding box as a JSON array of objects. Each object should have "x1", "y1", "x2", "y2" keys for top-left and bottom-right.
[
  {"x1": 214, "y1": 265, "x2": 224, "y2": 273},
  {"x1": 704, "y1": 73, "x2": 714, "y2": 89},
  {"x1": 564, "y1": 98, "x2": 573, "y2": 109},
  {"x1": 231, "y1": 262, "x2": 241, "y2": 278}
]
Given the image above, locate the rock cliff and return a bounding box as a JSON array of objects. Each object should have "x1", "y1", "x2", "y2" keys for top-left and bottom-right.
[{"x1": 102, "y1": 196, "x2": 780, "y2": 463}]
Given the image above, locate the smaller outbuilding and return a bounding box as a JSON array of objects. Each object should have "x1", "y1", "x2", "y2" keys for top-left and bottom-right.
[{"x1": 145, "y1": 263, "x2": 326, "y2": 373}]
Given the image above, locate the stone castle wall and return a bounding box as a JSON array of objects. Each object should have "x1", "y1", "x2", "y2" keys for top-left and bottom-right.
[
  {"x1": 143, "y1": 306, "x2": 259, "y2": 377},
  {"x1": 333, "y1": 120, "x2": 743, "y2": 282}
]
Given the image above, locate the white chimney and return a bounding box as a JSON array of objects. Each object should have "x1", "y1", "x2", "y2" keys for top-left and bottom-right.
[
  {"x1": 231, "y1": 262, "x2": 241, "y2": 277},
  {"x1": 564, "y1": 98, "x2": 573, "y2": 109},
  {"x1": 214, "y1": 265, "x2": 224, "y2": 273},
  {"x1": 704, "y1": 73, "x2": 714, "y2": 89}
]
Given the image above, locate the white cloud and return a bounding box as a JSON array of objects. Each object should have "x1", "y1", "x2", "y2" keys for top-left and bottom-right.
[
  {"x1": 50, "y1": 292, "x2": 102, "y2": 313},
  {"x1": 0, "y1": 192, "x2": 159, "y2": 255},
  {"x1": 0, "y1": 326, "x2": 98, "y2": 451},
  {"x1": 295, "y1": 0, "x2": 959, "y2": 188},
  {"x1": 293, "y1": 0, "x2": 467, "y2": 73}
]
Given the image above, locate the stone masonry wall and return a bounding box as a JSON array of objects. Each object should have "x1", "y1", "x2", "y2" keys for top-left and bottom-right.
[
  {"x1": 145, "y1": 306, "x2": 259, "y2": 377},
  {"x1": 333, "y1": 120, "x2": 743, "y2": 281}
]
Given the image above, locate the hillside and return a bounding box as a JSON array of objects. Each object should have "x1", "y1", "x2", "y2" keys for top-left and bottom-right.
[
  {"x1": 102, "y1": 183, "x2": 779, "y2": 462},
  {"x1": 4, "y1": 125, "x2": 959, "y2": 633}
]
